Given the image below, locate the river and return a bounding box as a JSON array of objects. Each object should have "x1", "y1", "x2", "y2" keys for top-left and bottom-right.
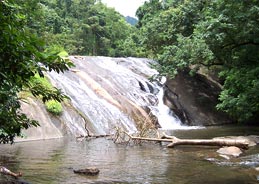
[
  {"x1": 1, "y1": 126, "x2": 259, "y2": 184},
  {"x1": 1, "y1": 56, "x2": 258, "y2": 183}
]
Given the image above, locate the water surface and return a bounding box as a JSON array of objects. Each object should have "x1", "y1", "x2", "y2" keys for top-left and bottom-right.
[{"x1": 1, "y1": 127, "x2": 259, "y2": 184}]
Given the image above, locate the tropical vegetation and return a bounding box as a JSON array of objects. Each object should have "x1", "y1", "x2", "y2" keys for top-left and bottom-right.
[{"x1": 136, "y1": 0, "x2": 259, "y2": 123}]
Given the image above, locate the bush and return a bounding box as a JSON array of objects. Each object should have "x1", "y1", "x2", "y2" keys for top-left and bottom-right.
[
  {"x1": 45, "y1": 100, "x2": 63, "y2": 115},
  {"x1": 44, "y1": 45, "x2": 69, "y2": 57}
]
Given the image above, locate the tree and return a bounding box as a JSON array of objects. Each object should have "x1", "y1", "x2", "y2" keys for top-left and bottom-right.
[
  {"x1": 136, "y1": 0, "x2": 259, "y2": 122},
  {"x1": 76, "y1": 2, "x2": 133, "y2": 56},
  {"x1": 136, "y1": 0, "x2": 204, "y2": 57},
  {"x1": 38, "y1": 0, "x2": 135, "y2": 56},
  {"x1": 0, "y1": 0, "x2": 73, "y2": 143},
  {"x1": 202, "y1": 0, "x2": 259, "y2": 122}
]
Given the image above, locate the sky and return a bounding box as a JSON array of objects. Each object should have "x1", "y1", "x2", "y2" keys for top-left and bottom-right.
[{"x1": 101, "y1": 0, "x2": 147, "y2": 18}]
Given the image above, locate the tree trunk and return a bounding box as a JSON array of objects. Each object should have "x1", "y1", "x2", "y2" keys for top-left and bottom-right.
[
  {"x1": 0, "y1": 167, "x2": 22, "y2": 178},
  {"x1": 125, "y1": 133, "x2": 249, "y2": 149},
  {"x1": 166, "y1": 137, "x2": 249, "y2": 149}
]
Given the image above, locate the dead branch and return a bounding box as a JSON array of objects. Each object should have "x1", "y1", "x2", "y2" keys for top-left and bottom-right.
[
  {"x1": 124, "y1": 131, "x2": 173, "y2": 142},
  {"x1": 0, "y1": 167, "x2": 22, "y2": 178}
]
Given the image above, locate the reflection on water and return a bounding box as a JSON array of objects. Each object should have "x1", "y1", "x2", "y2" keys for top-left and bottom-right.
[{"x1": 0, "y1": 127, "x2": 259, "y2": 184}]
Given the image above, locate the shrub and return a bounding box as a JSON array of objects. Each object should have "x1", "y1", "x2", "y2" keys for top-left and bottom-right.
[{"x1": 45, "y1": 100, "x2": 63, "y2": 115}]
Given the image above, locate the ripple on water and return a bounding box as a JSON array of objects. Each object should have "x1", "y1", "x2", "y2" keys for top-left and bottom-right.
[{"x1": 0, "y1": 134, "x2": 259, "y2": 184}]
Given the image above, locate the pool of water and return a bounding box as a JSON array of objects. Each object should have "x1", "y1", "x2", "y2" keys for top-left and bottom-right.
[{"x1": 1, "y1": 126, "x2": 259, "y2": 184}]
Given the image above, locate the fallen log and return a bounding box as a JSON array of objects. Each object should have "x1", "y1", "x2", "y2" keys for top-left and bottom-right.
[
  {"x1": 161, "y1": 134, "x2": 249, "y2": 149},
  {"x1": 167, "y1": 137, "x2": 249, "y2": 149},
  {"x1": 125, "y1": 132, "x2": 250, "y2": 149},
  {"x1": 0, "y1": 166, "x2": 22, "y2": 178}
]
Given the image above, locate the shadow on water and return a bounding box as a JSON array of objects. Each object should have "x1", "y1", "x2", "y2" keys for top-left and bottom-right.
[{"x1": 0, "y1": 126, "x2": 259, "y2": 184}]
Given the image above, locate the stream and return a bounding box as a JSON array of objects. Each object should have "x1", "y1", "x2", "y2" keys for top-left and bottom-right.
[
  {"x1": 1, "y1": 56, "x2": 259, "y2": 183},
  {"x1": 1, "y1": 126, "x2": 259, "y2": 184}
]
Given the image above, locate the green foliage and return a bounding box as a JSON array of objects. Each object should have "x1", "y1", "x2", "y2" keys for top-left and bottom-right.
[
  {"x1": 0, "y1": 0, "x2": 73, "y2": 143},
  {"x1": 115, "y1": 29, "x2": 147, "y2": 57},
  {"x1": 216, "y1": 67, "x2": 259, "y2": 122},
  {"x1": 44, "y1": 45, "x2": 69, "y2": 57},
  {"x1": 45, "y1": 100, "x2": 63, "y2": 115},
  {"x1": 136, "y1": 0, "x2": 259, "y2": 122},
  {"x1": 29, "y1": 74, "x2": 68, "y2": 103},
  {"x1": 39, "y1": 0, "x2": 138, "y2": 56}
]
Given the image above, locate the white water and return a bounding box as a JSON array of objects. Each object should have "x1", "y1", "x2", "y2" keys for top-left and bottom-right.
[
  {"x1": 156, "y1": 87, "x2": 183, "y2": 129},
  {"x1": 155, "y1": 87, "x2": 202, "y2": 130},
  {"x1": 55, "y1": 56, "x2": 201, "y2": 133},
  {"x1": 48, "y1": 70, "x2": 137, "y2": 135},
  {"x1": 21, "y1": 56, "x2": 200, "y2": 140},
  {"x1": 149, "y1": 76, "x2": 201, "y2": 130}
]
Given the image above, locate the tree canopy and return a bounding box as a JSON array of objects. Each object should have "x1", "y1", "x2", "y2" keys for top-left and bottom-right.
[
  {"x1": 0, "y1": 0, "x2": 73, "y2": 143},
  {"x1": 37, "y1": 0, "x2": 140, "y2": 56},
  {"x1": 136, "y1": 0, "x2": 259, "y2": 122}
]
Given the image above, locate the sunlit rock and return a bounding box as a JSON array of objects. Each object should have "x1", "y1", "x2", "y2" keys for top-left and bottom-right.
[{"x1": 217, "y1": 146, "x2": 242, "y2": 157}]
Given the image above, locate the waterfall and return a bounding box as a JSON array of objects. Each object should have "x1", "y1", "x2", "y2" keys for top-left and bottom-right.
[
  {"x1": 48, "y1": 56, "x2": 160, "y2": 135},
  {"x1": 148, "y1": 77, "x2": 197, "y2": 130},
  {"x1": 46, "y1": 56, "x2": 199, "y2": 135},
  {"x1": 155, "y1": 86, "x2": 200, "y2": 130},
  {"x1": 156, "y1": 87, "x2": 183, "y2": 129},
  {"x1": 20, "y1": 56, "x2": 197, "y2": 141}
]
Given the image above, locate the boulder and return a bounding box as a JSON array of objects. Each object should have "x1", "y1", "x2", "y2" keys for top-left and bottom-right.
[
  {"x1": 217, "y1": 146, "x2": 243, "y2": 157},
  {"x1": 73, "y1": 167, "x2": 100, "y2": 176},
  {"x1": 164, "y1": 70, "x2": 232, "y2": 126}
]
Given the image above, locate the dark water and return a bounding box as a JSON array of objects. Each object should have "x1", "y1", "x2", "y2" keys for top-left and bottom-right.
[{"x1": 1, "y1": 126, "x2": 259, "y2": 184}]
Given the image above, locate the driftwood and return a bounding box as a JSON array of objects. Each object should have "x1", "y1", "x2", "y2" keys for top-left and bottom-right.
[
  {"x1": 0, "y1": 166, "x2": 22, "y2": 178},
  {"x1": 124, "y1": 132, "x2": 250, "y2": 149}
]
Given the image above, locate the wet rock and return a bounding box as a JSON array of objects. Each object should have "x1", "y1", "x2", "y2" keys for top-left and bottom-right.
[
  {"x1": 73, "y1": 167, "x2": 100, "y2": 176},
  {"x1": 218, "y1": 154, "x2": 230, "y2": 160},
  {"x1": 164, "y1": 70, "x2": 231, "y2": 126},
  {"x1": 217, "y1": 146, "x2": 243, "y2": 157},
  {"x1": 246, "y1": 135, "x2": 259, "y2": 146}
]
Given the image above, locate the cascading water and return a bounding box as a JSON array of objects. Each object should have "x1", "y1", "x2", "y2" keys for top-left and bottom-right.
[
  {"x1": 24, "y1": 56, "x2": 196, "y2": 140},
  {"x1": 150, "y1": 77, "x2": 201, "y2": 130},
  {"x1": 155, "y1": 87, "x2": 183, "y2": 129}
]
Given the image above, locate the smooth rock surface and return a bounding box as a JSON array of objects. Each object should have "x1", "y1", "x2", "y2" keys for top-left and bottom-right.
[
  {"x1": 217, "y1": 146, "x2": 243, "y2": 157},
  {"x1": 164, "y1": 70, "x2": 231, "y2": 126}
]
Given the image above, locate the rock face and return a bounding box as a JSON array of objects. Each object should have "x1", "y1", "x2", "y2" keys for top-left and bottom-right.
[{"x1": 164, "y1": 70, "x2": 231, "y2": 126}]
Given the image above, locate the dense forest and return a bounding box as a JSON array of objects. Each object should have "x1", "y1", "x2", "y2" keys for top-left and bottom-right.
[
  {"x1": 0, "y1": 0, "x2": 258, "y2": 143},
  {"x1": 136, "y1": 0, "x2": 259, "y2": 123}
]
